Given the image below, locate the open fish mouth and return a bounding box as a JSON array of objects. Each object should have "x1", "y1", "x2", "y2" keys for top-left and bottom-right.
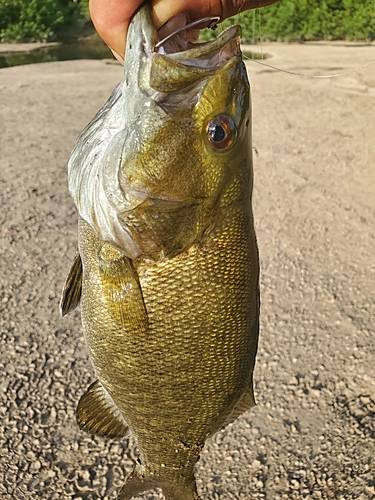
[
  {"x1": 127, "y1": 5, "x2": 242, "y2": 97},
  {"x1": 155, "y1": 16, "x2": 241, "y2": 66},
  {"x1": 155, "y1": 16, "x2": 221, "y2": 50}
]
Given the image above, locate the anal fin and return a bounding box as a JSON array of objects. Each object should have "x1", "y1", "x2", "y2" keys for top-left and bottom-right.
[
  {"x1": 60, "y1": 250, "x2": 82, "y2": 317},
  {"x1": 221, "y1": 376, "x2": 256, "y2": 429},
  {"x1": 76, "y1": 380, "x2": 129, "y2": 438}
]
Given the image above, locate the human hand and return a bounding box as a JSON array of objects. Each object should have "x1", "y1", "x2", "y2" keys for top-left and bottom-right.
[{"x1": 89, "y1": 0, "x2": 280, "y2": 62}]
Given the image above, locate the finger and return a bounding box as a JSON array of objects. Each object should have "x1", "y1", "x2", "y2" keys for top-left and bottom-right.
[
  {"x1": 89, "y1": 0, "x2": 143, "y2": 59},
  {"x1": 157, "y1": 11, "x2": 188, "y2": 40},
  {"x1": 152, "y1": 0, "x2": 279, "y2": 29},
  {"x1": 222, "y1": 0, "x2": 280, "y2": 19},
  {"x1": 152, "y1": 0, "x2": 221, "y2": 30},
  {"x1": 111, "y1": 48, "x2": 124, "y2": 64}
]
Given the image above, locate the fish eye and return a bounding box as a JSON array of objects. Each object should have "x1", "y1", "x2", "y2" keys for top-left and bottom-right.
[{"x1": 206, "y1": 115, "x2": 236, "y2": 151}]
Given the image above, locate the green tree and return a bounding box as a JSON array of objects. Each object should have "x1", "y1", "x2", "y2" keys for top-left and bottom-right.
[
  {"x1": 201, "y1": 0, "x2": 375, "y2": 42},
  {"x1": 0, "y1": 0, "x2": 89, "y2": 42},
  {"x1": 0, "y1": 0, "x2": 374, "y2": 43}
]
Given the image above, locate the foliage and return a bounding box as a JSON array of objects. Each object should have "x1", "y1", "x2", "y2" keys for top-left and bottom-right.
[
  {"x1": 0, "y1": 0, "x2": 89, "y2": 42},
  {"x1": 76, "y1": 0, "x2": 89, "y2": 20},
  {"x1": 200, "y1": 0, "x2": 375, "y2": 42},
  {"x1": 0, "y1": 0, "x2": 374, "y2": 43}
]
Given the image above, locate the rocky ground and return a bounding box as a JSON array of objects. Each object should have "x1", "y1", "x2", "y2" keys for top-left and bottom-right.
[{"x1": 0, "y1": 42, "x2": 374, "y2": 499}]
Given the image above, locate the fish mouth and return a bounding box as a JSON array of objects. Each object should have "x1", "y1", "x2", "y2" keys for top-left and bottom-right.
[
  {"x1": 126, "y1": 5, "x2": 242, "y2": 98},
  {"x1": 155, "y1": 19, "x2": 241, "y2": 67}
]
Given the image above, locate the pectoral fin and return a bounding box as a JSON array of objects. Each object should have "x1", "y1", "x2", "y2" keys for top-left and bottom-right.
[
  {"x1": 59, "y1": 251, "x2": 82, "y2": 317},
  {"x1": 76, "y1": 380, "x2": 129, "y2": 438},
  {"x1": 99, "y1": 243, "x2": 148, "y2": 332}
]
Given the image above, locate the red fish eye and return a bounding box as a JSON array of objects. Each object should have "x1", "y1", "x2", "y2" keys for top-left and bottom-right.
[{"x1": 206, "y1": 115, "x2": 236, "y2": 151}]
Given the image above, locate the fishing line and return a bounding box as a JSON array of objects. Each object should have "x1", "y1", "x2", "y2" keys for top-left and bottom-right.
[
  {"x1": 249, "y1": 9, "x2": 280, "y2": 188},
  {"x1": 252, "y1": 9, "x2": 256, "y2": 48},
  {"x1": 242, "y1": 56, "x2": 375, "y2": 79}
]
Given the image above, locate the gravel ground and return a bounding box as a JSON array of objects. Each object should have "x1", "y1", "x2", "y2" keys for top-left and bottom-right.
[{"x1": 0, "y1": 42, "x2": 374, "y2": 499}]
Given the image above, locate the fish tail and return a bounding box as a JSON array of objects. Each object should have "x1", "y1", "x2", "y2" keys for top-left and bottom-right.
[
  {"x1": 118, "y1": 467, "x2": 201, "y2": 500},
  {"x1": 117, "y1": 469, "x2": 149, "y2": 499}
]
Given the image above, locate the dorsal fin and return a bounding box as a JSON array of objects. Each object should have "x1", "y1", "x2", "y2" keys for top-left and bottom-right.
[
  {"x1": 60, "y1": 251, "x2": 82, "y2": 317},
  {"x1": 76, "y1": 380, "x2": 129, "y2": 438}
]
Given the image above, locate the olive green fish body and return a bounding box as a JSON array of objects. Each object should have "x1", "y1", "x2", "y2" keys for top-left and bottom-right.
[
  {"x1": 62, "y1": 5, "x2": 259, "y2": 499},
  {"x1": 78, "y1": 168, "x2": 258, "y2": 479}
]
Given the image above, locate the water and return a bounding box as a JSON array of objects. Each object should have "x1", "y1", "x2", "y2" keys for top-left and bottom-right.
[
  {"x1": 0, "y1": 38, "x2": 264, "y2": 69},
  {"x1": 0, "y1": 37, "x2": 113, "y2": 69}
]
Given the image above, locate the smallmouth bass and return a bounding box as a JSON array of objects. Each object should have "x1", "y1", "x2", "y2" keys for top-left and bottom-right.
[{"x1": 61, "y1": 5, "x2": 259, "y2": 500}]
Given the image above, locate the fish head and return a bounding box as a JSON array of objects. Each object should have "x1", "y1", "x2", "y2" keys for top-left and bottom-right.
[
  {"x1": 119, "y1": 5, "x2": 251, "y2": 202},
  {"x1": 69, "y1": 4, "x2": 252, "y2": 259}
]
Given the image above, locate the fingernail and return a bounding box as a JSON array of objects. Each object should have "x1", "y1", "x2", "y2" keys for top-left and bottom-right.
[{"x1": 111, "y1": 49, "x2": 124, "y2": 65}]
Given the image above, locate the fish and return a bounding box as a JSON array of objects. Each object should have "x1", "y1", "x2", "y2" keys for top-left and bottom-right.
[{"x1": 60, "y1": 4, "x2": 259, "y2": 500}]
